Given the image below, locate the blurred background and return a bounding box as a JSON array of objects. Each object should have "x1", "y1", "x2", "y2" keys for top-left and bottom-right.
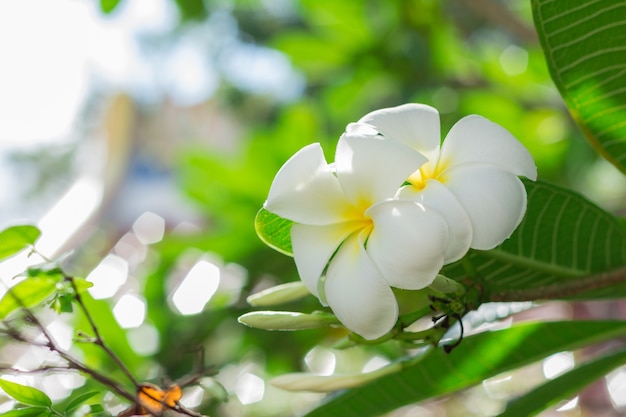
[{"x1": 1, "y1": 0, "x2": 626, "y2": 416}]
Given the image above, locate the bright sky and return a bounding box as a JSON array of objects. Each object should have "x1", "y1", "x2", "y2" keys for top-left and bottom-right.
[
  {"x1": 0, "y1": 0, "x2": 179, "y2": 146},
  {"x1": 0, "y1": 0, "x2": 301, "y2": 148}
]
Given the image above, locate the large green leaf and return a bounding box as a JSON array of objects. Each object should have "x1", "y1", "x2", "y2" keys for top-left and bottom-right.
[
  {"x1": 304, "y1": 320, "x2": 626, "y2": 417},
  {"x1": 533, "y1": 0, "x2": 626, "y2": 173},
  {"x1": 499, "y1": 347, "x2": 626, "y2": 417},
  {"x1": 443, "y1": 180, "x2": 626, "y2": 300},
  {"x1": 3, "y1": 409, "x2": 49, "y2": 417},
  {"x1": 0, "y1": 225, "x2": 41, "y2": 262},
  {"x1": 0, "y1": 277, "x2": 59, "y2": 320},
  {"x1": 0, "y1": 379, "x2": 51, "y2": 408}
]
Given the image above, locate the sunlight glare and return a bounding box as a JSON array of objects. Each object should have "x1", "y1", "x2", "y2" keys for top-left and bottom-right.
[
  {"x1": 132, "y1": 211, "x2": 165, "y2": 244},
  {"x1": 607, "y1": 366, "x2": 626, "y2": 409},
  {"x1": 235, "y1": 373, "x2": 265, "y2": 405},
  {"x1": 113, "y1": 293, "x2": 146, "y2": 328},
  {"x1": 542, "y1": 351, "x2": 574, "y2": 379},
  {"x1": 172, "y1": 260, "x2": 220, "y2": 315},
  {"x1": 127, "y1": 324, "x2": 160, "y2": 356},
  {"x1": 86, "y1": 254, "x2": 129, "y2": 299},
  {"x1": 305, "y1": 347, "x2": 336, "y2": 376},
  {"x1": 37, "y1": 177, "x2": 104, "y2": 258},
  {"x1": 499, "y1": 44, "x2": 528, "y2": 76}
]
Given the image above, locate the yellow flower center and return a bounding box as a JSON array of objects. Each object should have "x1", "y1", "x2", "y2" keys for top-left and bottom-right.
[{"x1": 408, "y1": 157, "x2": 448, "y2": 190}]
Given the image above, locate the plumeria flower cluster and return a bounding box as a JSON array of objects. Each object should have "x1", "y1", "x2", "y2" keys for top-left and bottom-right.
[{"x1": 263, "y1": 103, "x2": 536, "y2": 340}]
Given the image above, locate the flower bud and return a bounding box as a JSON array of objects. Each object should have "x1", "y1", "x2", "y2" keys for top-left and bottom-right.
[
  {"x1": 270, "y1": 363, "x2": 402, "y2": 392},
  {"x1": 246, "y1": 281, "x2": 310, "y2": 307},
  {"x1": 429, "y1": 274, "x2": 465, "y2": 295},
  {"x1": 238, "y1": 310, "x2": 338, "y2": 331}
]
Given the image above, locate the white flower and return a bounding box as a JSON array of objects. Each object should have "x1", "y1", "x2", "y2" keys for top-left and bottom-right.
[
  {"x1": 352, "y1": 103, "x2": 537, "y2": 262},
  {"x1": 265, "y1": 132, "x2": 450, "y2": 340}
]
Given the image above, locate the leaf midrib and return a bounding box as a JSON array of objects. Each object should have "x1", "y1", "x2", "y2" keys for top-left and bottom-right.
[{"x1": 481, "y1": 248, "x2": 586, "y2": 278}]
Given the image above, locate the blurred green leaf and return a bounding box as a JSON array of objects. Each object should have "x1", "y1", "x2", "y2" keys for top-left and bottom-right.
[
  {"x1": 255, "y1": 208, "x2": 294, "y2": 256},
  {"x1": 304, "y1": 320, "x2": 626, "y2": 417},
  {"x1": 99, "y1": 0, "x2": 121, "y2": 13},
  {"x1": 0, "y1": 225, "x2": 40, "y2": 261},
  {"x1": 174, "y1": 0, "x2": 207, "y2": 21},
  {"x1": 499, "y1": 347, "x2": 626, "y2": 417},
  {"x1": 2, "y1": 408, "x2": 49, "y2": 417},
  {"x1": 64, "y1": 391, "x2": 99, "y2": 414},
  {"x1": 0, "y1": 379, "x2": 51, "y2": 408},
  {"x1": 444, "y1": 180, "x2": 626, "y2": 300},
  {"x1": 0, "y1": 277, "x2": 58, "y2": 320},
  {"x1": 533, "y1": 0, "x2": 626, "y2": 173}
]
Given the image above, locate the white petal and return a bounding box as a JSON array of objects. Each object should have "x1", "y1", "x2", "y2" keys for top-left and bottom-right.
[
  {"x1": 266, "y1": 143, "x2": 352, "y2": 225},
  {"x1": 398, "y1": 181, "x2": 473, "y2": 263},
  {"x1": 440, "y1": 115, "x2": 537, "y2": 180},
  {"x1": 365, "y1": 200, "x2": 448, "y2": 290},
  {"x1": 291, "y1": 222, "x2": 363, "y2": 298},
  {"x1": 444, "y1": 165, "x2": 527, "y2": 250},
  {"x1": 357, "y1": 103, "x2": 441, "y2": 157},
  {"x1": 335, "y1": 132, "x2": 427, "y2": 204},
  {"x1": 325, "y1": 233, "x2": 398, "y2": 340}
]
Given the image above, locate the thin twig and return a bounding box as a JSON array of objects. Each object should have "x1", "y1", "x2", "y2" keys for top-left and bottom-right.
[
  {"x1": 67, "y1": 276, "x2": 139, "y2": 387},
  {"x1": 22, "y1": 305, "x2": 137, "y2": 404},
  {"x1": 1, "y1": 284, "x2": 137, "y2": 404}
]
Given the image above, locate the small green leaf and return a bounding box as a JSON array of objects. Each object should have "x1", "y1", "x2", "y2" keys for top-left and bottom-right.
[
  {"x1": 64, "y1": 391, "x2": 99, "y2": 413},
  {"x1": 72, "y1": 277, "x2": 93, "y2": 294},
  {"x1": 0, "y1": 225, "x2": 41, "y2": 262},
  {"x1": 255, "y1": 208, "x2": 294, "y2": 256},
  {"x1": 51, "y1": 294, "x2": 74, "y2": 314},
  {"x1": 89, "y1": 403, "x2": 105, "y2": 413},
  {"x1": 499, "y1": 347, "x2": 626, "y2": 417},
  {"x1": 2, "y1": 408, "x2": 49, "y2": 417},
  {"x1": 0, "y1": 379, "x2": 52, "y2": 408},
  {"x1": 0, "y1": 277, "x2": 58, "y2": 320},
  {"x1": 100, "y1": 0, "x2": 121, "y2": 13}
]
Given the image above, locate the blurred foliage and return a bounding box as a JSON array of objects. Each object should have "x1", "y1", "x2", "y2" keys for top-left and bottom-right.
[{"x1": 3, "y1": 0, "x2": 625, "y2": 416}]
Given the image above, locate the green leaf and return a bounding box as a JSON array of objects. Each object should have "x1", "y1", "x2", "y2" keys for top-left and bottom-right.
[
  {"x1": 533, "y1": 0, "x2": 626, "y2": 173},
  {"x1": 2, "y1": 408, "x2": 49, "y2": 417},
  {"x1": 255, "y1": 208, "x2": 294, "y2": 256},
  {"x1": 0, "y1": 225, "x2": 41, "y2": 261},
  {"x1": 304, "y1": 320, "x2": 626, "y2": 417},
  {"x1": 64, "y1": 391, "x2": 99, "y2": 413},
  {"x1": 499, "y1": 347, "x2": 626, "y2": 417},
  {"x1": 89, "y1": 403, "x2": 105, "y2": 413},
  {"x1": 0, "y1": 277, "x2": 59, "y2": 320},
  {"x1": 100, "y1": 0, "x2": 121, "y2": 13},
  {"x1": 443, "y1": 180, "x2": 626, "y2": 300},
  {"x1": 0, "y1": 379, "x2": 52, "y2": 408},
  {"x1": 72, "y1": 277, "x2": 93, "y2": 294}
]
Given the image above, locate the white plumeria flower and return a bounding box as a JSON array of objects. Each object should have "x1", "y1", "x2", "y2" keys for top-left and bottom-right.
[
  {"x1": 265, "y1": 132, "x2": 450, "y2": 340},
  {"x1": 352, "y1": 103, "x2": 537, "y2": 262}
]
